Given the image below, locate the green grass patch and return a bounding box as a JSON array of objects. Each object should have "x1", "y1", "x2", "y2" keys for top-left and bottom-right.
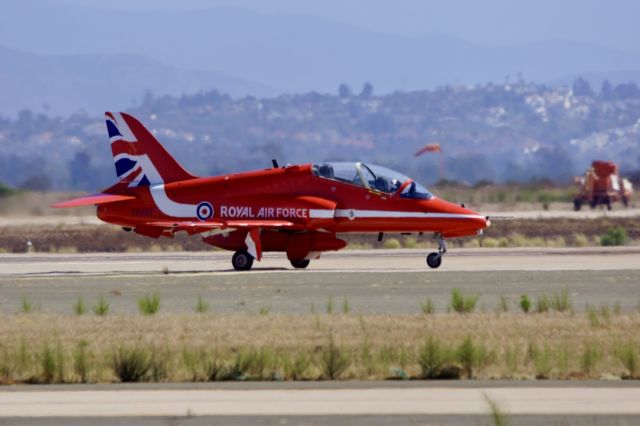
[
  {"x1": 450, "y1": 288, "x2": 479, "y2": 313},
  {"x1": 137, "y1": 292, "x2": 161, "y2": 315}
]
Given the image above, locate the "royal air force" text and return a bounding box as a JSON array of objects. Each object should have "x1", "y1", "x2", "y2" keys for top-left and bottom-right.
[{"x1": 220, "y1": 206, "x2": 308, "y2": 218}]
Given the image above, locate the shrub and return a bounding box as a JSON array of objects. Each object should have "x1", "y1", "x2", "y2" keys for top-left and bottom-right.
[
  {"x1": 573, "y1": 233, "x2": 590, "y2": 247},
  {"x1": 519, "y1": 295, "x2": 531, "y2": 313},
  {"x1": 259, "y1": 307, "x2": 270, "y2": 316},
  {"x1": 535, "y1": 294, "x2": 550, "y2": 313},
  {"x1": 246, "y1": 348, "x2": 278, "y2": 380},
  {"x1": 498, "y1": 295, "x2": 509, "y2": 313},
  {"x1": 586, "y1": 305, "x2": 600, "y2": 327},
  {"x1": 613, "y1": 302, "x2": 622, "y2": 316},
  {"x1": 456, "y1": 335, "x2": 489, "y2": 379},
  {"x1": 383, "y1": 238, "x2": 401, "y2": 249},
  {"x1": 450, "y1": 289, "x2": 478, "y2": 313},
  {"x1": 342, "y1": 297, "x2": 350, "y2": 314},
  {"x1": 138, "y1": 292, "x2": 161, "y2": 315},
  {"x1": 195, "y1": 296, "x2": 209, "y2": 314},
  {"x1": 484, "y1": 394, "x2": 510, "y2": 426},
  {"x1": 580, "y1": 343, "x2": 602, "y2": 377},
  {"x1": 555, "y1": 344, "x2": 572, "y2": 379},
  {"x1": 481, "y1": 237, "x2": 500, "y2": 248},
  {"x1": 418, "y1": 336, "x2": 448, "y2": 379},
  {"x1": 73, "y1": 340, "x2": 90, "y2": 383},
  {"x1": 111, "y1": 346, "x2": 151, "y2": 382},
  {"x1": 326, "y1": 297, "x2": 334, "y2": 314},
  {"x1": 403, "y1": 236, "x2": 418, "y2": 249},
  {"x1": 149, "y1": 348, "x2": 169, "y2": 382},
  {"x1": 321, "y1": 333, "x2": 350, "y2": 379},
  {"x1": 601, "y1": 226, "x2": 628, "y2": 246},
  {"x1": 615, "y1": 343, "x2": 638, "y2": 379},
  {"x1": 420, "y1": 298, "x2": 435, "y2": 314},
  {"x1": 182, "y1": 348, "x2": 205, "y2": 381},
  {"x1": 503, "y1": 345, "x2": 520, "y2": 376},
  {"x1": 282, "y1": 352, "x2": 312, "y2": 380},
  {"x1": 92, "y1": 296, "x2": 110, "y2": 316},
  {"x1": 550, "y1": 289, "x2": 572, "y2": 312},
  {"x1": 73, "y1": 297, "x2": 87, "y2": 315},
  {"x1": 39, "y1": 344, "x2": 55, "y2": 384},
  {"x1": 599, "y1": 304, "x2": 611, "y2": 323},
  {"x1": 38, "y1": 343, "x2": 65, "y2": 384},
  {"x1": 529, "y1": 343, "x2": 552, "y2": 379},
  {"x1": 21, "y1": 296, "x2": 34, "y2": 313}
]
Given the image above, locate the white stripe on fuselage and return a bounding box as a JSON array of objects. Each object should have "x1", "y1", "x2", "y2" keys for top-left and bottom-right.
[
  {"x1": 309, "y1": 209, "x2": 335, "y2": 219},
  {"x1": 334, "y1": 209, "x2": 484, "y2": 220}
]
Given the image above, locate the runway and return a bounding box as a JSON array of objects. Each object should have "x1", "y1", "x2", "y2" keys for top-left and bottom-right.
[
  {"x1": 1, "y1": 248, "x2": 639, "y2": 314},
  {"x1": 1, "y1": 383, "x2": 640, "y2": 425},
  {"x1": 2, "y1": 248, "x2": 640, "y2": 425},
  {"x1": 2, "y1": 247, "x2": 640, "y2": 276}
]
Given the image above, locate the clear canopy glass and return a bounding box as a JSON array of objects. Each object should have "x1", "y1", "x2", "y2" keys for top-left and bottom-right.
[{"x1": 312, "y1": 162, "x2": 433, "y2": 199}]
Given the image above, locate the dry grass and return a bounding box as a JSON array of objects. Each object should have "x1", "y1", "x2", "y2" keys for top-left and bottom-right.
[{"x1": 0, "y1": 312, "x2": 638, "y2": 383}]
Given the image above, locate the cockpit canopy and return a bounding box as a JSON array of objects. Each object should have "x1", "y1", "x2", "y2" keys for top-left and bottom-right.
[{"x1": 312, "y1": 162, "x2": 433, "y2": 200}]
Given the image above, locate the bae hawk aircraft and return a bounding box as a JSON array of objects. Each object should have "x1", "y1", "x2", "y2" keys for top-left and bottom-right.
[{"x1": 53, "y1": 112, "x2": 490, "y2": 270}]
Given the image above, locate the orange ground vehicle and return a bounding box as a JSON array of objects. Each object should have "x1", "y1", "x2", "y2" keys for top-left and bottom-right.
[{"x1": 573, "y1": 161, "x2": 633, "y2": 210}]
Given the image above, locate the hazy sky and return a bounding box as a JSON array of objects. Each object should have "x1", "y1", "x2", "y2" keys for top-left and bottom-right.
[{"x1": 54, "y1": 0, "x2": 640, "y2": 52}]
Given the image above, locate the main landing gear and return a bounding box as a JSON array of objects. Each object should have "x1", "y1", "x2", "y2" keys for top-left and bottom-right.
[
  {"x1": 232, "y1": 250, "x2": 254, "y2": 271},
  {"x1": 290, "y1": 259, "x2": 310, "y2": 269},
  {"x1": 231, "y1": 251, "x2": 311, "y2": 271},
  {"x1": 426, "y1": 235, "x2": 447, "y2": 269}
]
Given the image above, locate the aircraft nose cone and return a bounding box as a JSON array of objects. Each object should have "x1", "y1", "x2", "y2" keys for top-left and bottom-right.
[{"x1": 465, "y1": 209, "x2": 490, "y2": 234}]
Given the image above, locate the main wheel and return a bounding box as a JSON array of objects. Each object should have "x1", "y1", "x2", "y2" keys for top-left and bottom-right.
[
  {"x1": 573, "y1": 198, "x2": 582, "y2": 211},
  {"x1": 426, "y1": 252, "x2": 442, "y2": 269},
  {"x1": 290, "y1": 259, "x2": 310, "y2": 269},
  {"x1": 232, "y1": 250, "x2": 254, "y2": 271}
]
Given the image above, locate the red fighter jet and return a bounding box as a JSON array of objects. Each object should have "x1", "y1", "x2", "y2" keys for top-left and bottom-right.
[{"x1": 53, "y1": 112, "x2": 490, "y2": 271}]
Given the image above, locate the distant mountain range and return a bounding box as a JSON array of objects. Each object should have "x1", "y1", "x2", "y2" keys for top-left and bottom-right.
[
  {"x1": 4, "y1": 1, "x2": 640, "y2": 115},
  {"x1": 0, "y1": 45, "x2": 277, "y2": 116}
]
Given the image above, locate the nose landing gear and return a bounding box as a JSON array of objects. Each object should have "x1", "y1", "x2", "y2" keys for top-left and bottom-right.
[{"x1": 426, "y1": 235, "x2": 447, "y2": 269}]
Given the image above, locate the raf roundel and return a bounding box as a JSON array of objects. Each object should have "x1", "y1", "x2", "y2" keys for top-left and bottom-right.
[{"x1": 196, "y1": 202, "x2": 214, "y2": 221}]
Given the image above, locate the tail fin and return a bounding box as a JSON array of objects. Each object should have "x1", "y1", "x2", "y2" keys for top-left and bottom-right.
[{"x1": 105, "y1": 112, "x2": 196, "y2": 187}]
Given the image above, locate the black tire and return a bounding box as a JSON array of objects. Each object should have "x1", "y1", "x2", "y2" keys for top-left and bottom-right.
[
  {"x1": 290, "y1": 259, "x2": 310, "y2": 269},
  {"x1": 573, "y1": 198, "x2": 582, "y2": 211},
  {"x1": 232, "y1": 250, "x2": 253, "y2": 271},
  {"x1": 426, "y1": 252, "x2": 442, "y2": 269}
]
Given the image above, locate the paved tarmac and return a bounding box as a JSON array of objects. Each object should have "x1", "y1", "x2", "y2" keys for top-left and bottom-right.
[
  {"x1": 2, "y1": 248, "x2": 640, "y2": 424},
  {"x1": 1, "y1": 383, "x2": 640, "y2": 425},
  {"x1": 1, "y1": 248, "x2": 639, "y2": 314}
]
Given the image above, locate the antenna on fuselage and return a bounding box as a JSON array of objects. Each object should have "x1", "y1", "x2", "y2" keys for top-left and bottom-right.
[{"x1": 272, "y1": 159, "x2": 279, "y2": 168}]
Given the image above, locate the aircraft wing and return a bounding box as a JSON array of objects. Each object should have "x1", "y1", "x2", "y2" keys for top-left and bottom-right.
[
  {"x1": 51, "y1": 193, "x2": 136, "y2": 208},
  {"x1": 135, "y1": 219, "x2": 297, "y2": 238}
]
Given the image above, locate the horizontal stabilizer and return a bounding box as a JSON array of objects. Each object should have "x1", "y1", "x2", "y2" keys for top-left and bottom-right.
[{"x1": 51, "y1": 193, "x2": 136, "y2": 208}]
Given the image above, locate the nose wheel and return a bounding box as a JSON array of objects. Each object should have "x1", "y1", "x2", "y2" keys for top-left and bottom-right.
[{"x1": 426, "y1": 235, "x2": 447, "y2": 269}]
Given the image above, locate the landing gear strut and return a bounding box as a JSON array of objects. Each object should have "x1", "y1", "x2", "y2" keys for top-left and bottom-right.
[
  {"x1": 232, "y1": 250, "x2": 254, "y2": 271},
  {"x1": 426, "y1": 235, "x2": 447, "y2": 269}
]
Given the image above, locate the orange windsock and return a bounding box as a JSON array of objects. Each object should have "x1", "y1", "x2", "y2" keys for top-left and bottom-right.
[{"x1": 415, "y1": 143, "x2": 441, "y2": 157}]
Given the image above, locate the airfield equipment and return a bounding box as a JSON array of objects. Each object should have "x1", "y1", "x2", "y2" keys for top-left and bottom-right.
[{"x1": 573, "y1": 161, "x2": 633, "y2": 210}]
